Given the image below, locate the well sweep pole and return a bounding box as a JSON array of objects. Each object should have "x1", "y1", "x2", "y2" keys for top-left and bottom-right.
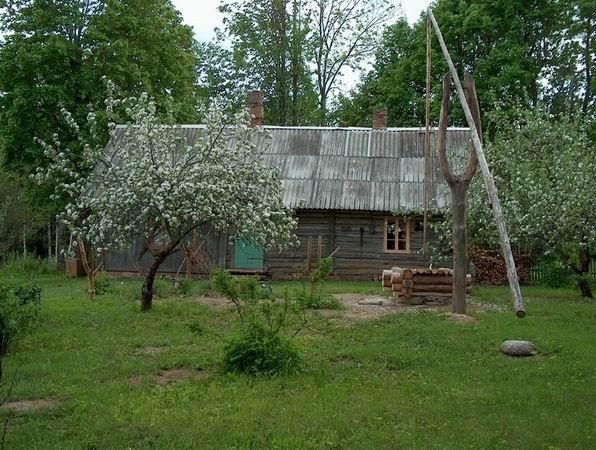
[{"x1": 428, "y1": 9, "x2": 525, "y2": 317}]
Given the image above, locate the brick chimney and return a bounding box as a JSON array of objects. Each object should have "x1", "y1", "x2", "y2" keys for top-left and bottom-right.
[
  {"x1": 372, "y1": 107, "x2": 388, "y2": 129},
  {"x1": 248, "y1": 91, "x2": 264, "y2": 128}
]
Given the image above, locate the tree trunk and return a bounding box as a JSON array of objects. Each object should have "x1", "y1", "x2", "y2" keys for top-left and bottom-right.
[
  {"x1": 451, "y1": 182, "x2": 468, "y2": 314},
  {"x1": 575, "y1": 250, "x2": 593, "y2": 299},
  {"x1": 141, "y1": 252, "x2": 168, "y2": 311},
  {"x1": 430, "y1": 11, "x2": 525, "y2": 317},
  {"x1": 48, "y1": 222, "x2": 52, "y2": 259},
  {"x1": 579, "y1": 279, "x2": 593, "y2": 299},
  {"x1": 78, "y1": 240, "x2": 96, "y2": 301},
  {"x1": 87, "y1": 270, "x2": 96, "y2": 301}
]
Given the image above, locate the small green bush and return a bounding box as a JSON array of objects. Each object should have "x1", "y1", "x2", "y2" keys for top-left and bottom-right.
[
  {"x1": 11, "y1": 283, "x2": 42, "y2": 305},
  {"x1": 224, "y1": 326, "x2": 302, "y2": 375},
  {"x1": 532, "y1": 255, "x2": 576, "y2": 288},
  {"x1": 177, "y1": 278, "x2": 194, "y2": 297},
  {"x1": 0, "y1": 281, "x2": 42, "y2": 379},
  {"x1": 211, "y1": 269, "x2": 305, "y2": 376},
  {"x1": 94, "y1": 271, "x2": 112, "y2": 295},
  {"x1": 295, "y1": 257, "x2": 340, "y2": 309},
  {"x1": 295, "y1": 291, "x2": 341, "y2": 310}
]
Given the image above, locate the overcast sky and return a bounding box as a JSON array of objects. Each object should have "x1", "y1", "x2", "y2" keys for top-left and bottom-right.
[
  {"x1": 172, "y1": 0, "x2": 432, "y2": 43},
  {"x1": 172, "y1": 0, "x2": 432, "y2": 91}
]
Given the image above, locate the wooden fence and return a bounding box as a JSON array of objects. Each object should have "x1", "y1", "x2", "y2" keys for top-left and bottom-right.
[{"x1": 529, "y1": 258, "x2": 596, "y2": 284}]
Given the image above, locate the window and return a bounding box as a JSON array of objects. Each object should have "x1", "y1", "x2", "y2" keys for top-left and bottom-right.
[{"x1": 384, "y1": 217, "x2": 410, "y2": 253}]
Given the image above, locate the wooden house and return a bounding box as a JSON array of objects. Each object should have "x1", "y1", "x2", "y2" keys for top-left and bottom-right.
[{"x1": 104, "y1": 104, "x2": 470, "y2": 280}]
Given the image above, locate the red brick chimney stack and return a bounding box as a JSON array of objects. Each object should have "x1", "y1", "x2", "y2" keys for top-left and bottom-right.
[
  {"x1": 372, "y1": 107, "x2": 388, "y2": 129},
  {"x1": 248, "y1": 91, "x2": 264, "y2": 128}
]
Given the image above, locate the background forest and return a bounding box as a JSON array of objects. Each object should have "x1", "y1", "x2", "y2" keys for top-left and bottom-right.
[{"x1": 0, "y1": 0, "x2": 594, "y2": 281}]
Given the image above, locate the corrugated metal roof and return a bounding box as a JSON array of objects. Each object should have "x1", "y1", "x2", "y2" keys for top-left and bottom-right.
[{"x1": 109, "y1": 125, "x2": 471, "y2": 212}]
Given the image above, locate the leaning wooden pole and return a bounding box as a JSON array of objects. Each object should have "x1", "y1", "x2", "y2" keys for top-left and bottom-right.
[
  {"x1": 422, "y1": 15, "x2": 432, "y2": 254},
  {"x1": 428, "y1": 9, "x2": 525, "y2": 317}
]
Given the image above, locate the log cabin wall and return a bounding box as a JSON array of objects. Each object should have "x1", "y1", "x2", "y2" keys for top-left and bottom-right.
[
  {"x1": 102, "y1": 125, "x2": 469, "y2": 278},
  {"x1": 105, "y1": 230, "x2": 228, "y2": 276},
  {"x1": 266, "y1": 209, "x2": 447, "y2": 279}
]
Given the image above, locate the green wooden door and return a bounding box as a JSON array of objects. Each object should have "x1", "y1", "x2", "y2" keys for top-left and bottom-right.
[{"x1": 233, "y1": 239, "x2": 264, "y2": 270}]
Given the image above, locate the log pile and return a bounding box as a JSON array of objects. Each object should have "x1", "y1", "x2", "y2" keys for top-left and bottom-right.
[
  {"x1": 382, "y1": 267, "x2": 471, "y2": 304},
  {"x1": 469, "y1": 249, "x2": 531, "y2": 284}
]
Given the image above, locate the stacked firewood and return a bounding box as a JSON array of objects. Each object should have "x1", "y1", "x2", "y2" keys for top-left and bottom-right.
[
  {"x1": 469, "y1": 249, "x2": 531, "y2": 284},
  {"x1": 382, "y1": 267, "x2": 471, "y2": 301}
]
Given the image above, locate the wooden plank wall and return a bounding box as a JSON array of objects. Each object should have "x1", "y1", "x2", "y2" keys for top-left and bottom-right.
[
  {"x1": 266, "y1": 209, "x2": 448, "y2": 279},
  {"x1": 105, "y1": 210, "x2": 448, "y2": 279},
  {"x1": 105, "y1": 231, "x2": 228, "y2": 275}
]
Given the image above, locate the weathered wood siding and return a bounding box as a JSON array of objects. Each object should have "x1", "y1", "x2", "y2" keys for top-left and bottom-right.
[
  {"x1": 105, "y1": 210, "x2": 447, "y2": 279},
  {"x1": 105, "y1": 231, "x2": 228, "y2": 275},
  {"x1": 266, "y1": 209, "x2": 447, "y2": 279}
]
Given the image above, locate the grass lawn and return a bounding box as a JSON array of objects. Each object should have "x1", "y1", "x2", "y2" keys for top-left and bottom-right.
[{"x1": 0, "y1": 268, "x2": 594, "y2": 449}]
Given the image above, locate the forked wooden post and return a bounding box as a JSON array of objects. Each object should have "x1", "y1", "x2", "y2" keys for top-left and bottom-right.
[{"x1": 428, "y1": 9, "x2": 526, "y2": 317}]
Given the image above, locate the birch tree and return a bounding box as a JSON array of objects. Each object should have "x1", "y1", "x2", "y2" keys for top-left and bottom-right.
[{"x1": 310, "y1": 0, "x2": 393, "y2": 124}]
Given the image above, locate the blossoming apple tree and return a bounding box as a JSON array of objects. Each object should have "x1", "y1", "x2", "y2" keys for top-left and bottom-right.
[
  {"x1": 434, "y1": 107, "x2": 595, "y2": 298},
  {"x1": 36, "y1": 84, "x2": 297, "y2": 309}
]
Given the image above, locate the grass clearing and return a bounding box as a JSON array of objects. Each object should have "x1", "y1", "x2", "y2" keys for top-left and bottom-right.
[{"x1": 0, "y1": 271, "x2": 594, "y2": 448}]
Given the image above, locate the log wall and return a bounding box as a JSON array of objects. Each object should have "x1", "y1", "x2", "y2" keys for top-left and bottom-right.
[
  {"x1": 266, "y1": 209, "x2": 448, "y2": 279},
  {"x1": 105, "y1": 210, "x2": 448, "y2": 279}
]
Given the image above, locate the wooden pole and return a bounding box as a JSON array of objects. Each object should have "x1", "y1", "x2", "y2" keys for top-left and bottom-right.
[
  {"x1": 306, "y1": 236, "x2": 313, "y2": 275},
  {"x1": 428, "y1": 9, "x2": 526, "y2": 317},
  {"x1": 423, "y1": 14, "x2": 432, "y2": 254},
  {"x1": 317, "y1": 235, "x2": 322, "y2": 264}
]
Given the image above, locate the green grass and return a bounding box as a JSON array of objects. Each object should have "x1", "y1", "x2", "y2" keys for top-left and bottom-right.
[{"x1": 0, "y1": 270, "x2": 594, "y2": 449}]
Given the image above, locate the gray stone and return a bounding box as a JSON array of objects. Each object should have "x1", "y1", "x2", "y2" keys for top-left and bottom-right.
[{"x1": 501, "y1": 340, "x2": 536, "y2": 357}]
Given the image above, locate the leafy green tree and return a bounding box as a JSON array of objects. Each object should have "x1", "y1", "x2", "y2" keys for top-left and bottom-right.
[
  {"x1": 217, "y1": 0, "x2": 316, "y2": 125},
  {"x1": 0, "y1": 0, "x2": 200, "y2": 258},
  {"x1": 336, "y1": 0, "x2": 593, "y2": 127},
  {"x1": 434, "y1": 107, "x2": 595, "y2": 298},
  {"x1": 89, "y1": 0, "x2": 199, "y2": 121},
  {"x1": 0, "y1": 0, "x2": 104, "y2": 171},
  {"x1": 0, "y1": 0, "x2": 199, "y2": 173}
]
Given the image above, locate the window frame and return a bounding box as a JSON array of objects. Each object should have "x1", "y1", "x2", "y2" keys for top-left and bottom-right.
[{"x1": 383, "y1": 216, "x2": 411, "y2": 253}]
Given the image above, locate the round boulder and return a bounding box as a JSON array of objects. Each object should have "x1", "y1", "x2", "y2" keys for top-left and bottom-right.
[{"x1": 501, "y1": 340, "x2": 536, "y2": 357}]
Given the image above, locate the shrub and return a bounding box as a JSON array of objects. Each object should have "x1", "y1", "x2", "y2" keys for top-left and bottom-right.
[
  {"x1": 223, "y1": 326, "x2": 302, "y2": 375},
  {"x1": 531, "y1": 255, "x2": 577, "y2": 288},
  {"x1": 94, "y1": 271, "x2": 112, "y2": 295},
  {"x1": 211, "y1": 269, "x2": 305, "y2": 375},
  {"x1": 0, "y1": 256, "x2": 55, "y2": 276},
  {"x1": 177, "y1": 278, "x2": 194, "y2": 297},
  {"x1": 0, "y1": 281, "x2": 42, "y2": 380},
  {"x1": 295, "y1": 291, "x2": 341, "y2": 310},
  {"x1": 296, "y1": 257, "x2": 340, "y2": 310}
]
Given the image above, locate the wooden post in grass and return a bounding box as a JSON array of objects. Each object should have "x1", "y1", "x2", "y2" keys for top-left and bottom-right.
[
  {"x1": 437, "y1": 72, "x2": 479, "y2": 314},
  {"x1": 306, "y1": 236, "x2": 313, "y2": 276},
  {"x1": 428, "y1": 9, "x2": 526, "y2": 317},
  {"x1": 317, "y1": 235, "x2": 322, "y2": 265}
]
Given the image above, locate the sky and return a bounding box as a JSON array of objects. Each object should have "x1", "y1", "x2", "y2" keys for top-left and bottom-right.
[
  {"x1": 173, "y1": 0, "x2": 432, "y2": 43},
  {"x1": 172, "y1": 0, "x2": 433, "y2": 90}
]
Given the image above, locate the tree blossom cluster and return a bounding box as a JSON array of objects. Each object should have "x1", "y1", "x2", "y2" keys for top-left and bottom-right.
[
  {"x1": 432, "y1": 106, "x2": 595, "y2": 272},
  {"x1": 34, "y1": 83, "x2": 298, "y2": 261}
]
